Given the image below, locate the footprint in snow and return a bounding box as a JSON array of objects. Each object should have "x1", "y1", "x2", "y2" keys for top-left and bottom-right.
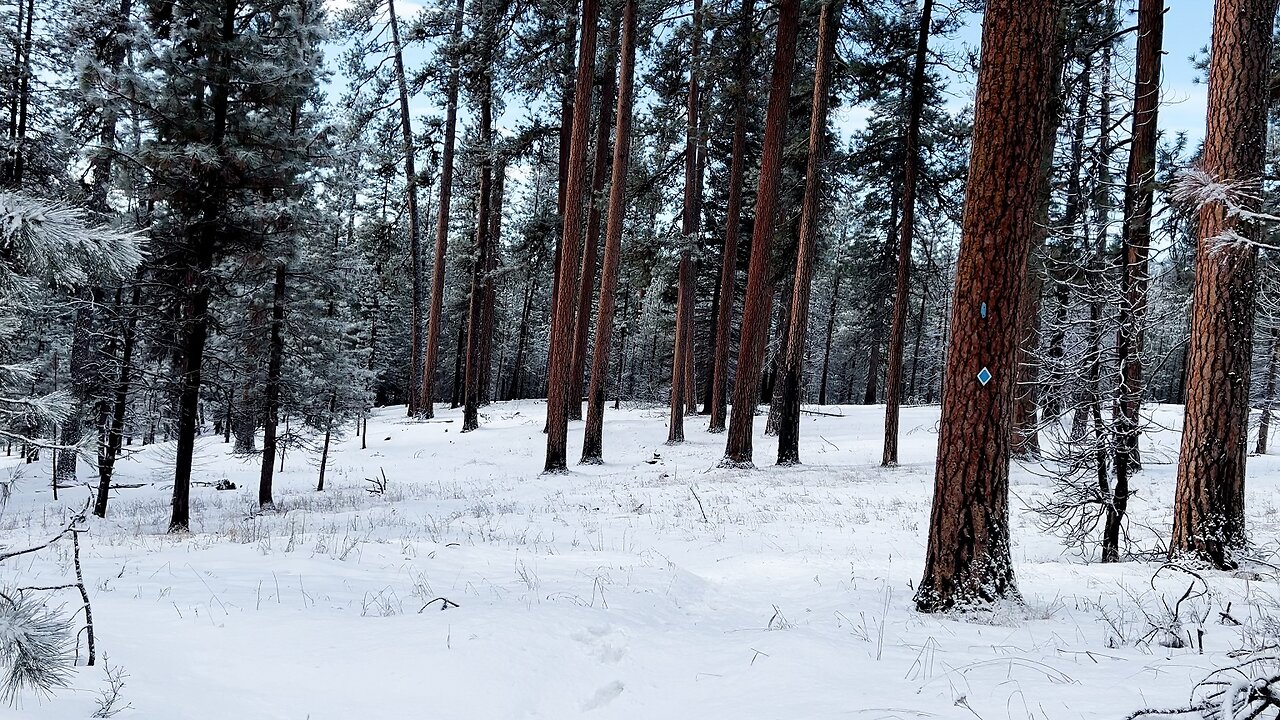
[{"x1": 581, "y1": 680, "x2": 624, "y2": 711}]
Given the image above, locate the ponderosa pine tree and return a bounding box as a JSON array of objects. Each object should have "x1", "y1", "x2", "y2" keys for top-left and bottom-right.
[
  {"x1": 668, "y1": 0, "x2": 702, "y2": 445},
  {"x1": 881, "y1": 0, "x2": 932, "y2": 468},
  {"x1": 775, "y1": 0, "x2": 837, "y2": 466},
  {"x1": 423, "y1": 0, "x2": 466, "y2": 418},
  {"x1": 707, "y1": 0, "x2": 755, "y2": 434},
  {"x1": 144, "y1": 0, "x2": 325, "y2": 531},
  {"x1": 544, "y1": 0, "x2": 599, "y2": 471},
  {"x1": 581, "y1": 0, "x2": 638, "y2": 464},
  {"x1": 1107, "y1": 0, "x2": 1164, "y2": 560},
  {"x1": 915, "y1": 0, "x2": 1061, "y2": 612},
  {"x1": 721, "y1": 0, "x2": 801, "y2": 467},
  {"x1": 1169, "y1": 0, "x2": 1279, "y2": 568}
]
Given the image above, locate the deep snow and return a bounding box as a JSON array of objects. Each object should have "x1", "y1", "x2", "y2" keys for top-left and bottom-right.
[{"x1": 5, "y1": 401, "x2": 1280, "y2": 719}]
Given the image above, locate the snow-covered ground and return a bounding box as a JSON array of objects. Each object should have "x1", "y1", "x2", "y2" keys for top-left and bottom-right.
[{"x1": 5, "y1": 402, "x2": 1280, "y2": 719}]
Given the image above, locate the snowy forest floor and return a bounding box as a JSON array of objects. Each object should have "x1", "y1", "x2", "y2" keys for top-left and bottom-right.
[{"x1": 6, "y1": 402, "x2": 1280, "y2": 719}]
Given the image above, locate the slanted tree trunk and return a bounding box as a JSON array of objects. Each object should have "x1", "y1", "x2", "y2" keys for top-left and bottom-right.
[
  {"x1": 721, "y1": 0, "x2": 802, "y2": 466},
  {"x1": 708, "y1": 0, "x2": 755, "y2": 433},
  {"x1": 570, "y1": 20, "x2": 619, "y2": 422},
  {"x1": 915, "y1": 0, "x2": 1060, "y2": 612},
  {"x1": 423, "y1": 0, "x2": 465, "y2": 417},
  {"x1": 582, "y1": 0, "x2": 637, "y2": 463},
  {"x1": 776, "y1": 0, "x2": 838, "y2": 465},
  {"x1": 669, "y1": 0, "x2": 703, "y2": 444},
  {"x1": 544, "y1": 0, "x2": 600, "y2": 471},
  {"x1": 258, "y1": 263, "x2": 287, "y2": 507},
  {"x1": 1170, "y1": 0, "x2": 1278, "y2": 568},
  {"x1": 881, "y1": 0, "x2": 933, "y2": 466}
]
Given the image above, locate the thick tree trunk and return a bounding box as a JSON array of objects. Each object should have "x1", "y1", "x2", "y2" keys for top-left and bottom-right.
[
  {"x1": 915, "y1": 0, "x2": 1060, "y2": 612},
  {"x1": 544, "y1": 0, "x2": 600, "y2": 471},
  {"x1": 479, "y1": 160, "x2": 504, "y2": 405},
  {"x1": 1170, "y1": 0, "x2": 1278, "y2": 568},
  {"x1": 258, "y1": 263, "x2": 287, "y2": 507},
  {"x1": 422, "y1": 0, "x2": 465, "y2": 417},
  {"x1": 776, "y1": 0, "x2": 838, "y2": 465},
  {"x1": 881, "y1": 0, "x2": 932, "y2": 466},
  {"x1": 387, "y1": 0, "x2": 425, "y2": 417},
  {"x1": 721, "y1": 0, "x2": 802, "y2": 467},
  {"x1": 581, "y1": 0, "x2": 636, "y2": 462}
]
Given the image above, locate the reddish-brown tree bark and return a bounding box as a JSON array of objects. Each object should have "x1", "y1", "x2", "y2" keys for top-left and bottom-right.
[
  {"x1": 708, "y1": 0, "x2": 755, "y2": 433},
  {"x1": 1107, "y1": 0, "x2": 1164, "y2": 561},
  {"x1": 776, "y1": 0, "x2": 838, "y2": 466},
  {"x1": 570, "y1": 18, "x2": 620, "y2": 422},
  {"x1": 387, "y1": 0, "x2": 425, "y2": 417},
  {"x1": 669, "y1": 0, "x2": 703, "y2": 444},
  {"x1": 422, "y1": 0, "x2": 466, "y2": 418},
  {"x1": 720, "y1": 0, "x2": 802, "y2": 466},
  {"x1": 915, "y1": 0, "x2": 1060, "y2": 612},
  {"x1": 1170, "y1": 0, "x2": 1278, "y2": 568},
  {"x1": 881, "y1": 0, "x2": 932, "y2": 467},
  {"x1": 581, "y1": 0, "x2": 637, "y2": 464},
  {"x1": 544, "y1": 0, "x2": 600, "y2": 471}
]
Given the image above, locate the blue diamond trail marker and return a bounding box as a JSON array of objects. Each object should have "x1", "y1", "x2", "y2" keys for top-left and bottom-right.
[
  {"x1": 980, "y1": 302, "x2": 987, "y2": 319},
  {"x1": 977, "y1": 367, "x2": 992, "y2": 386}
]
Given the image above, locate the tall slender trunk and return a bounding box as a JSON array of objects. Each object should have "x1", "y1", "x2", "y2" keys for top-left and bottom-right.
[
  {"x1": 581, "y1": 0, "x2": 637, "y2": 463},
  {"x1": 881, "y1": 0, "x2": 933, "y2": 466},
  {"x1": 1257, "y1": 327, "x2": 1280, "y2": 454},
  {"x1": 171, "y1": 0, "x2": 235, "y2": 532},
  {"x1": 776, "y1": 0, "x2": 838, "y2": 465},
  {"x1": 258, "y1": 263, "x2": 287, "y2": 507},
  {"x1": 817, "y1": 265, "x2": 842, "y2": 406},
  {"x1": 1170, "y1": 0, "x2": 1278, "y2": 568},
  {"x1": 480, "y1": 160, "x2": 504, "y2": 404},
  {"x1": 423, "y1": 0, "x2": 466, "y2": 417},
  {"x1": 915, "y1": 0, "x2": 1060, "y2": 611},
  {"x1": 708, "y1": 0, "x2": 755, "y2": 432},
  {"x1": 1107, "y1": 0, "x2": 1164, "y2": 560},
  {"x1": 721, "y1": 0, "x2": 802, "y2": 466},
  {"x1": 388, "y1": 0, "x2": 425, "y2": 417},
  {"x1": 544, "y1": 0, "x2": 600, "y2": 471},
  {"x1": 95, "y1": 282, "x2": 140, "y2": 518},
  {"x1": 668, "y1": 0, "x2": 703, "y2": 444},
  {"x1": 570, "y1": 18, "x2": 620, "y2": 422},
  {"x1": 463, "y1": 73, "x2": 494, "y2": 433},
  {"x1": 1114, "y1": 0, "x2": 1164, "y2": 478}
]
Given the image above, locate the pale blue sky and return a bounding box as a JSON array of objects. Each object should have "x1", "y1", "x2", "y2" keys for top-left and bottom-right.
[{"x1": 833, "y1": 0, "x2": 1215, "y2": 146}]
